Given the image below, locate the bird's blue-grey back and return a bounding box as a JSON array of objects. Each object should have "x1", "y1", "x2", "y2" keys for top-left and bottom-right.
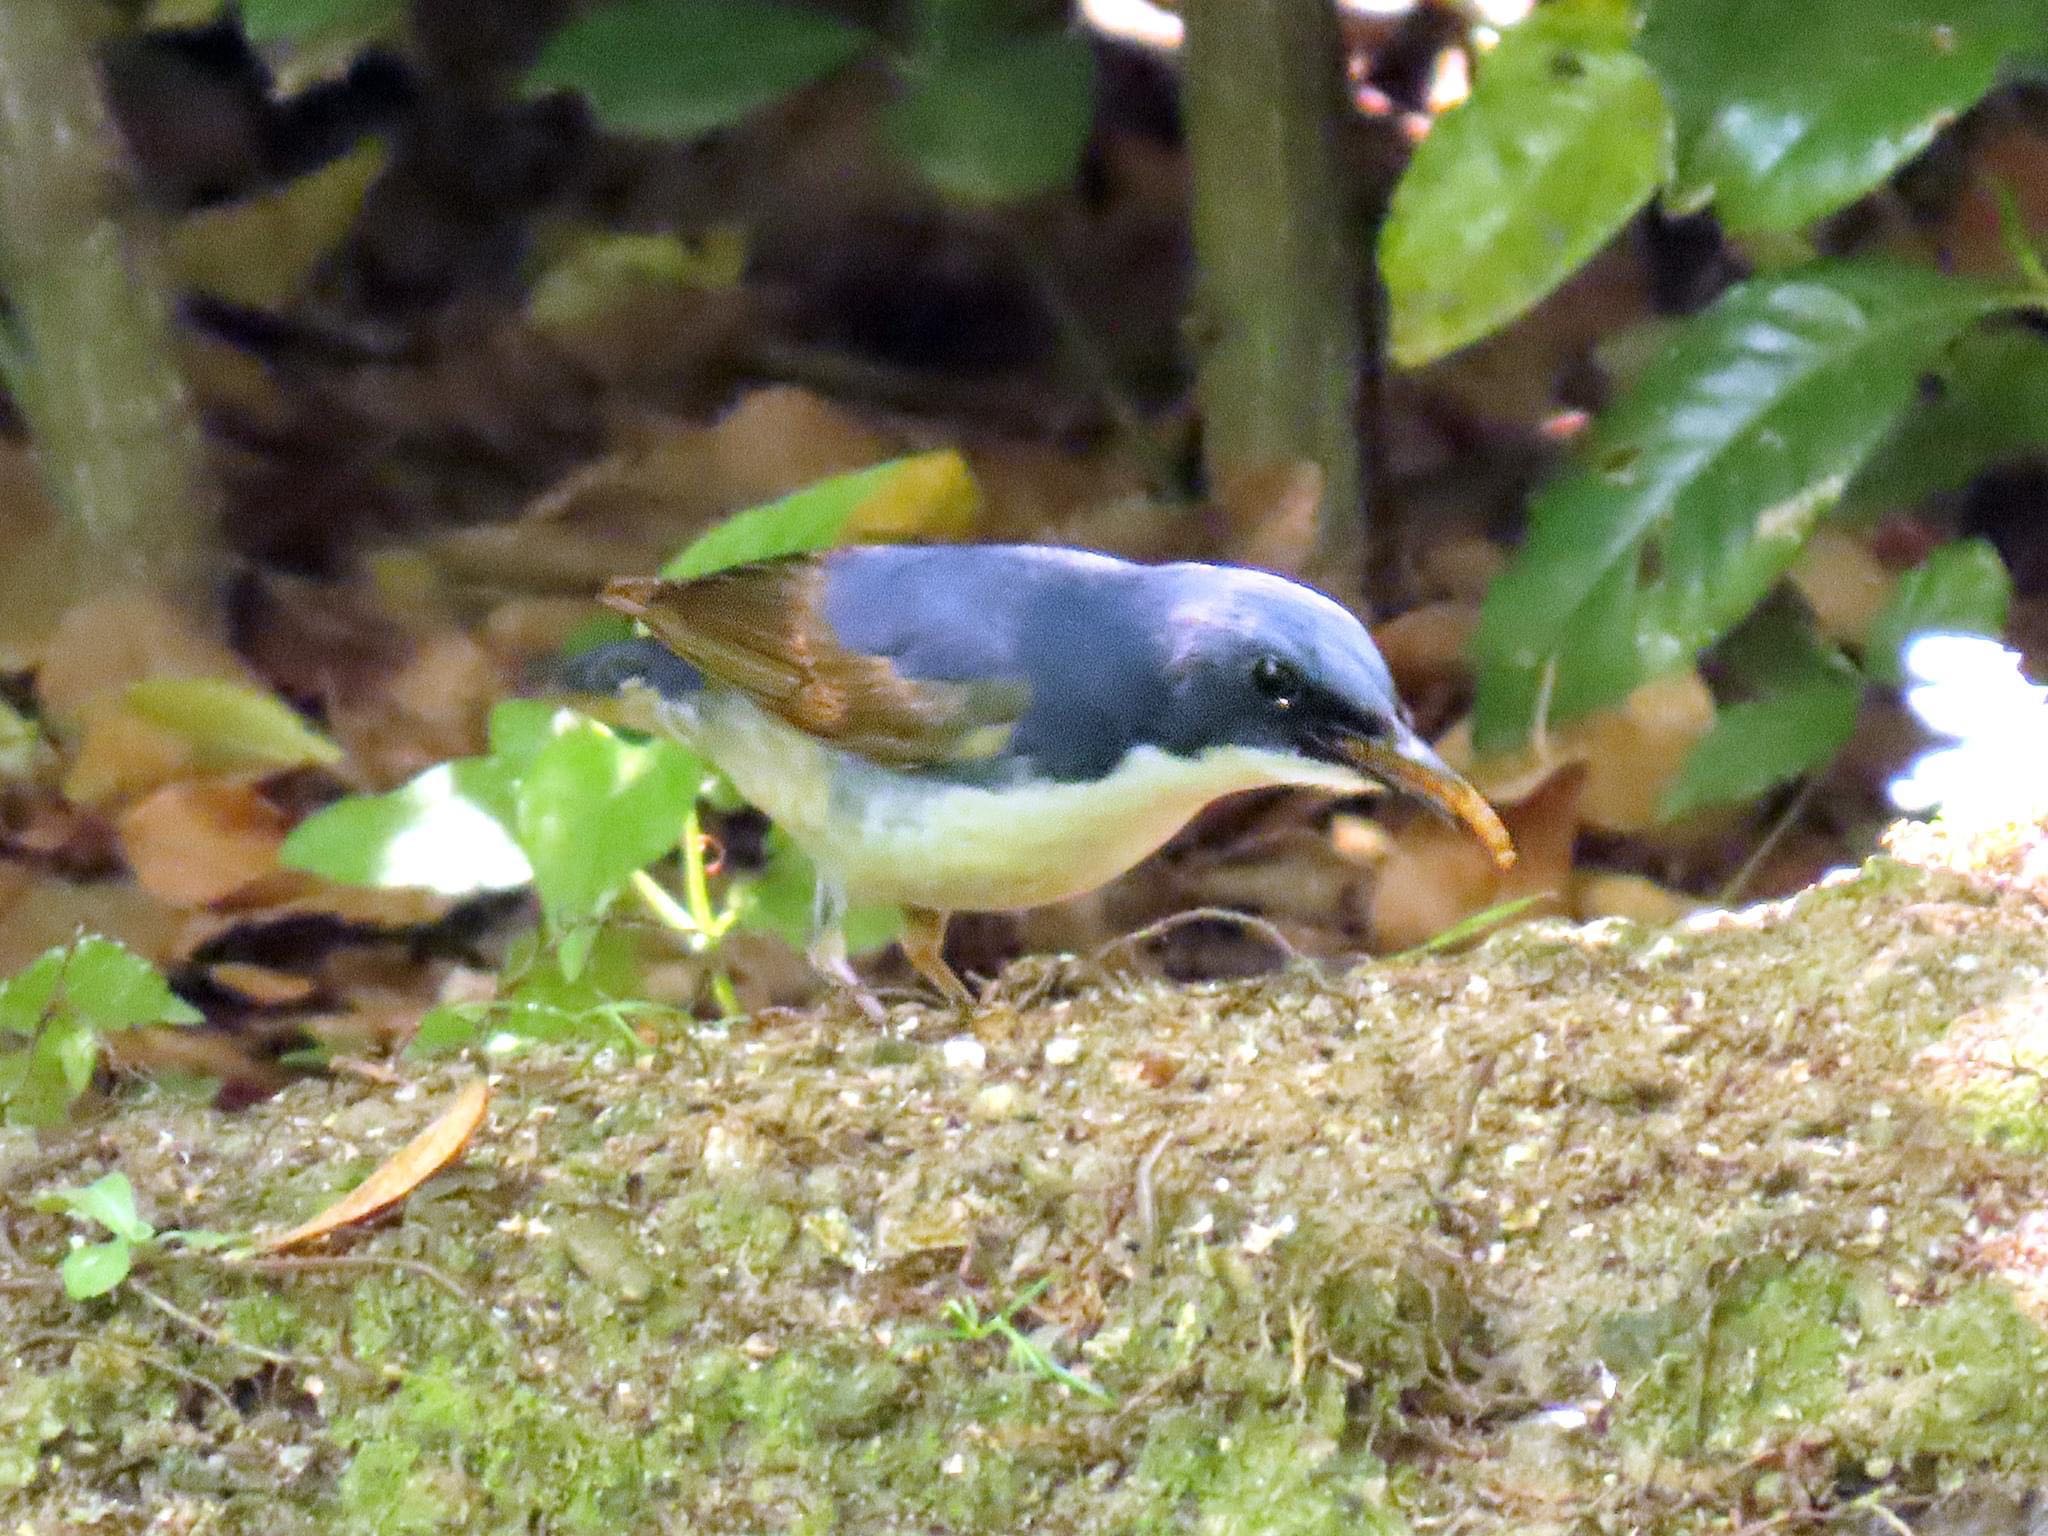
[{"x1": 820, "y1": 544, "x2": 1178, "y2": 782}]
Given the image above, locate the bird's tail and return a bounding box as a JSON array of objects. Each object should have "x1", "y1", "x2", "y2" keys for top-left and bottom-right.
[{"x1": 559, "y1": 637, "x2": 702, "y2": 699}]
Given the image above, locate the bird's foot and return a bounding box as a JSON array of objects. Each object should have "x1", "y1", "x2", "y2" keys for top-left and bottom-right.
[
  {"x1": 811, "y1": 950, "x2": 889, "y2": 1025},
  {"x1": 902, "y1": 907, "x2": 976, "y2": 1012}
]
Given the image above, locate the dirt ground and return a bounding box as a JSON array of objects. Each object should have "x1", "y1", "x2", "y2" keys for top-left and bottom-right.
[{"x1": 7, "y1": 841, "x2": 2048, "y2": 1535}]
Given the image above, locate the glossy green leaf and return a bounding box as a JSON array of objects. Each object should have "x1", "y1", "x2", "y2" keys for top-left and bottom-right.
[
  {"x1": 660, "y1": 453, "x2": 975, "y2": 579},
  {"x1": 45, "y1": 1171, "x2": 155, "y2": 1243},
  {"x1": 126, "y1": 677, "x2": 343, "y2": 772},
  {"x1": 0, "y1": 949, "x2": 63, "y2": 1035},
  {"x1": 1864, "y1": 538, "x2": 2013, "y2": 685},
  {"x1": 1641, "y1": 0, "x2": 2044, "y2": 234},
  {"x1": 64, "y1": 937, "x2": 202, "y2": 1030},
  {"x1": 1845, "y1": 328, "x2": 2048, "y2": 515},
  {"x1": 281, "y1": 758, "x2": 532, "y2": 895},
  {"x1": 1661, "y1": 678, "x2": 1863, "y2": 819},
  {"x1": 887, "y1": 32, "x2": 1096, "y2": 204},
  {"x1": 61, "y1": 1240, "x2": 134, "y2": 1300},
  {"x1": 515, "y1": 720, "x2": 701, "y2": 928},
  {"x1": 1472, "y1": 262, "x2": 2008, "y2": 752},
  {"x1": 486, "y1": 699, "x2": 566, "y2": 766},
  {"x1": 241, "y1": 0, "x2": 402, "y2": 45},
  {"x1": 1381, "y1": 2, "x2": 1670, "y2": 366},
  {"x1": 525, "y1": 0, "x2": 873, "y2": 139}
]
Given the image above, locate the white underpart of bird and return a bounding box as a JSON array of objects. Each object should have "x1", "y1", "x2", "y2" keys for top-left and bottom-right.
[{"x1": 654, "y1": 685, "x2": 1370, "y2": 914}]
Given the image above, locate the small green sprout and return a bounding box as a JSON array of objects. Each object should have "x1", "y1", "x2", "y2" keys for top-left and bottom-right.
[
  {"x1": 939, "y1": 1277, "x2": 1113, "y2": 1404},
  {"x1": 0, "y1": 936, "x2": 204, "y2": 1126},
  {"x1": 36, "y1": 1171, "x2": 233, "y2": 1300}
]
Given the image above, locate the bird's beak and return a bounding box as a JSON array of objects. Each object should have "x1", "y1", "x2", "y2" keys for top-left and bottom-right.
[{"x1": 1334, "y1": 729, "x2": 1516, "y2": 871}]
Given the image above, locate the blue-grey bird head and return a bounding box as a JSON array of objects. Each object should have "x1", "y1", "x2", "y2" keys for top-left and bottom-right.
[{"x1": 1140, "y1": 563, "x2": 1513, "y2": 865}]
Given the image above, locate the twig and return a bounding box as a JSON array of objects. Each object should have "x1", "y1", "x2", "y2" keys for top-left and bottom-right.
[
  {"x1": 1133, "y1": 1130, "x2": 1176, "y2": 1255},
  {"x1": 227, "y1": 1251, "x2": 478, "y2": 1307},
  {"x1": 1719, "y1": 777, "x2": 1819, "y2": 906},
  {"x1": 130, "y1": 1280, "x2": 318, "y2": 1372},
  {"x1": 1093, "y1": 906, "x2": 1302, "y2": 974}
]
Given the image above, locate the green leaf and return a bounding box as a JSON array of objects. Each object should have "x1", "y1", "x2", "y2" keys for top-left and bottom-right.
[
  {"x1": 1844, "y1": 328, "x2": 2048, "y2": 515},
  {"x1": 1661, "y1": 678, "x2": 1863, "y2": 819},
  {"x1": 659, "y1": 453, "x2": 978, "y2": 580},
  {"x1": 61, "y1": 1240, "x2": 134, "y2": 1300},
  {"x1": 241, "y1": 0, "x2": 402, "y2": 45},
  {"x1": 515, "y1": 720, "x2": 701, "y2": 928},
  {"x1": 45, "y1": 1172, "x2": 155, "y2": 1243},
  {"x1": 487, "y1": 699, "x2": 568, "y2": 766},
  {"x1": 1381, "y1": 2, "x2": 1670, "y2": 366},
  {"x1": 280, "y1": 758, "x2": 532, "y2": 895},
  {"x1": 63, "y1": 937, "x2": 202, "y2": 1030},
  {"x1": 0, "y1": 949, "x2": 64, "y2": 1035},
  {"x1": 8, "y1": 1018, "x2": 103, "y2": 1126},
  {"x1": 1472, "y1": 262, "x2": 2008, "y2": 752},
  {"x1": 887, "y1": 32, "x2": 1096, "y2": 204},
  {"x1": 525, "y1": 0, "x2": 873, "y2": 138},
  {"x1": 125, "y1": 677, "x2": 343, "y2": 772},
  {"x1": 1715, "y1": 592, "x2": 1859, "y2": 696},
  {"x1": 0, "y1": 696, "x2": 45, "y2": 780},
  {"x1": 412, "y1": 1004, "x2": 486, "y2": 1056},
  {"x1": 1864, "y1": 538, "x2": 2013, "y2": 686},
  {"x1": 1641, "y1": 0, "x2": 2044, "y2": 234},
  {"x1": 734, "y1": 828, "x2": 901, "y2": 956}
]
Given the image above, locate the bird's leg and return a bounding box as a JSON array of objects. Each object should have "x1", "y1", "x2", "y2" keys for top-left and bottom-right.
[
  {"x1": 808, "y1": 877, "x2": 887, "y2": 1024},
  {"x1": 901, "y1": 907, "x2": 974, "y2": 1009}
]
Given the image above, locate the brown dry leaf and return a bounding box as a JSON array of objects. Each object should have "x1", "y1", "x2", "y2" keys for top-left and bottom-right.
[
  {"x1": 119, "y1": 780, "x2": 289, "y2": 907},
  {"x1": 37, "y1": 591, "x2": 258, "y2": 731},
  {"x1": 1176, "y1": 823, "x2": 1369, "y2": 944},
  {"x1": 1212, "y1": 461, "x2": 1322, "y2": 576},
  {"x1": 0, "y1": 876, "x2": 187, "y2": 973},
  {"x1": 1437, "y1": 668, "x2": 1716, "y2": 833},
  {"x1": 1365, "y1": 764, "x2": 1584, "y2": 954},
  {"x1": 1371, "y1": 601, "x2": 1478, "y2": 707},
  {"x1": 1416, "y1": 536, "x2": 1508, "y2": 604},
  {"x1": 256, "y1": 1077, "x2": 490, "y2": 1253},
  {"x1": 1790, "y1": 526, "x2": 1895, "y2": 649},
  {"x1": 705, "y1": 385, "x2": 899, "y2": 510},
  {"x1": 429, "y1": 387, "x2": 910, "y2": 593},
  {"x1": 208, "y1": 961, "x2": 319, "y2": 1007},
  {"x1": 328, "y1": 630, "x2": 505, "y2": 785},
  {"x1": 481, "y1": 597, "x2": 608, "y2": 668},
  {"x1": 63, "y1": 702, "x2": 202, "y2": 807},
  {"x1": 1570, "y1": 870, "x2": 1700, "y2": 925}
]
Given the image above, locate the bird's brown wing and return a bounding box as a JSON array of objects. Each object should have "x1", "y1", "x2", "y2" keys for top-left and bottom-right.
[{"x1": 601, "y1": 557, "x2": 1027, "y2": 767}]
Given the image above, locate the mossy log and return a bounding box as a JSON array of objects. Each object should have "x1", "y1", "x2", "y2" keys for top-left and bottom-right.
[{"x1": 7, "y1": 855, "x2": 2048, "y2": 1533}]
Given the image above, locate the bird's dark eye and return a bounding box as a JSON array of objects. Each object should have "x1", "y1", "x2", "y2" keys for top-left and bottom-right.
[{"x1": 1250, "y1": 654, "x2": 1301, "y2": 708}]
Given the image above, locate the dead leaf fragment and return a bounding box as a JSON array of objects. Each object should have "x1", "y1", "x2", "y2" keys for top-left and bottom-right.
[
  {"x1": 119, "y1": 780, "x2": 288, "y2": 907},
  {"x1": 1438, "y1": 669, "x2": 1716, "y2": 834},
  {"x1": 257, "y1": 1078, "x2": 489, "y2": 1253}
]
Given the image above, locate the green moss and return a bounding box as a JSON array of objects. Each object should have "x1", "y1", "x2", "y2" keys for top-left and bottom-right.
[
  {"x1": 10, "y1": 851, "x2": 2048, "y2": 1533},
  {"x1": 1121, "y1": 1409, "x2": 1408, "y2": 1534},
  {"x1": 1601, "y1": 1254, "x2": 2048, "y2": 1466},
  {"x1": 330, "y1": 1364, "x2": 669, "y2": 1534}
]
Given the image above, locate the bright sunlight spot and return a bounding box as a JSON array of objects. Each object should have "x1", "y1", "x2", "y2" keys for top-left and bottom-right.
[
  {"x1": 376, "y1": 762, "x2": 533, "y2": 895},
  {"x1": 1890, "y1": 633, "x2": 2048, "y2": 833}
]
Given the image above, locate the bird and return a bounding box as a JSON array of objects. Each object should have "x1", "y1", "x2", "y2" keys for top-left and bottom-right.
[{"x1": 569, "y1": 543, "x2": 1514, "y2": 1014}]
